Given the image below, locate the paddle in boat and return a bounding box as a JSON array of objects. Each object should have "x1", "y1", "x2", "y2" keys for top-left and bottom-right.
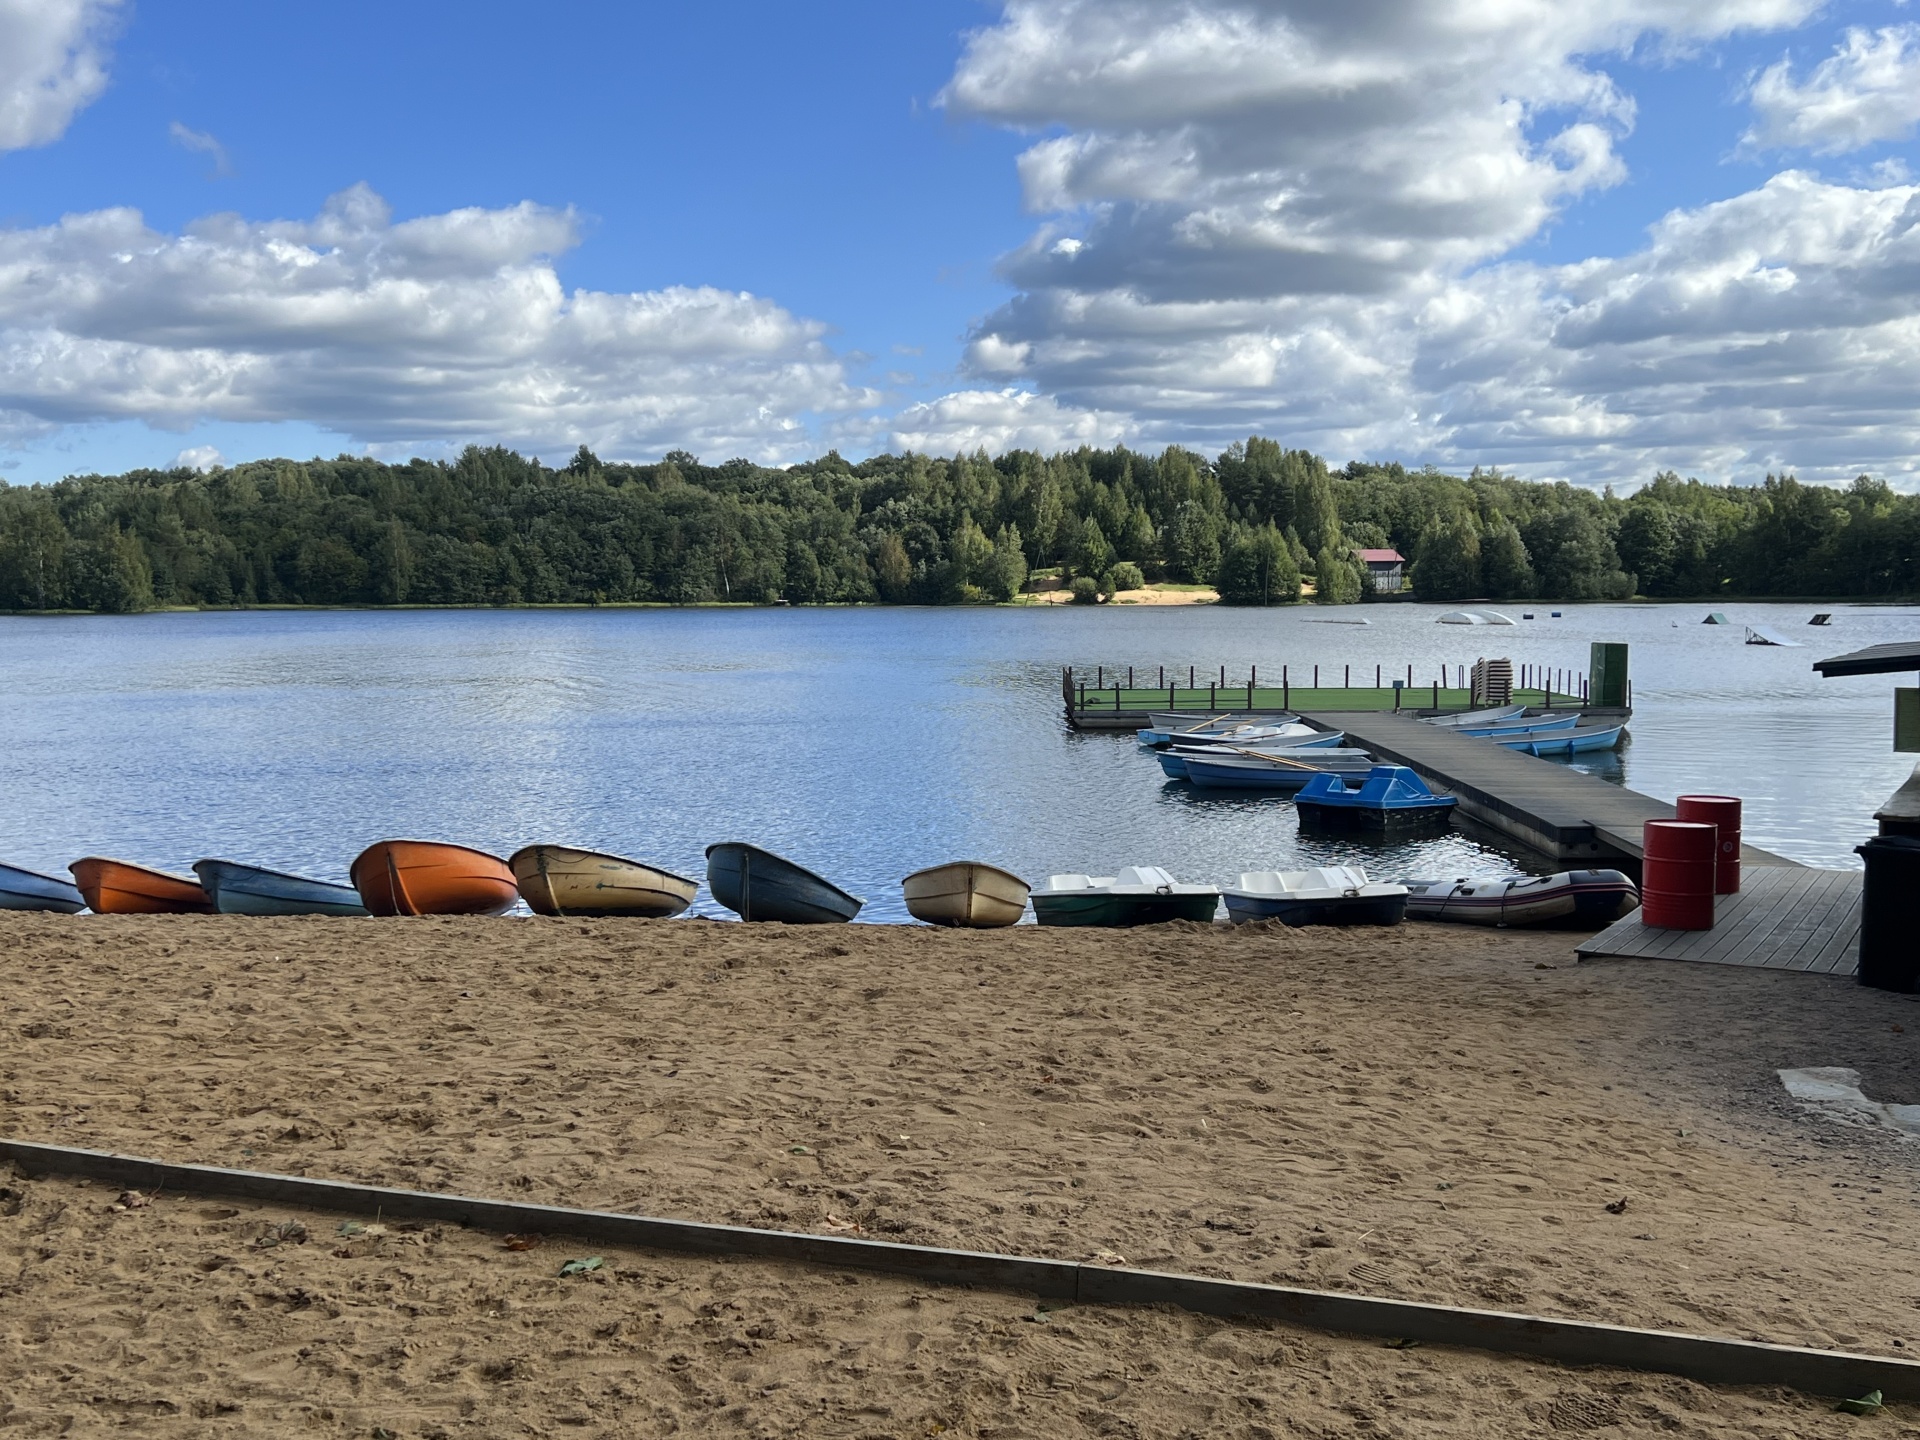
[
  {"x1": 1293, "y1": 765, "x2": 1457, "y2": 839},
  {"x1": 1030, "y1": 866, "x2": 1219, "y2": 927},
  {"x1": 1157, "y1": 736, "x2": 1355, "y2": 779},
  {"x1": 350, "y1": 840, "x2": 519, "y2": 917},
  {"x1": 1138, "y1": 719, "x2": 1317, "y2": 748},
  {"x1": 901, "y1": 860, "x2": 1030, "y2": 927},
  {"x1": 509, "y1": 844, "x2": 698, "y2": 918},
  {"x1": 193, "y1": 859, "x2": 371, "y2": 916},
  {"x1": 0, "y1": 861, "x2": 86, "y2": 913},
  {"x1": 68, "y1": 857, "x2": 216, "y2": 914},
  {"x1": 705, "y1": 842, "x2": 864, "y2": 923},
  {"x1": 1402, "y1": 870, "x2": 1639, "y2": 927},
  {"x1": 1221, "y1": 867, "x2": 1408, "y2": 927}
]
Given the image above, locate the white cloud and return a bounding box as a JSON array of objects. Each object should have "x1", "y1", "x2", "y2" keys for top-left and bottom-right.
[
  {"x1": 0, "y1": 0, "x2": 119, "y2": 152},
  {"x1": 929, "y1": 0, "x2": 1920, "y2": 485},
  {"x1": 172, "y1": 444, "x2": 224, "y2": 471},
  {"x1": 887, "y1": 387, "x2": 1126, "y2": 454},
  {"x1": 1746, "y1": 25, "x2": 1920, "y2": 155},
  {"x1": 169, "y1": 120, "x2": 231, "y2": 177},
  {"x1": 0, "y1": 185, "x2": 879, "y2": 463}
]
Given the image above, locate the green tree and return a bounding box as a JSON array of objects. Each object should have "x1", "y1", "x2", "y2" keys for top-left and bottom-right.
[
  {"x1": 1216, "y1": 524, "x2": 1301, "y2": 605},
  {"x1": 1412, "y1": 513, "x2": 1482, "y2": 601},
  {"x1": 985, "y1": 524, "x2": 1029, "y2": 602},
  {"x1": 61, "y1": 531, "x2": 153, "y2": 613},
  {"x1": 1314, "y1": 545, "x2": 1361, "y2": 605},
  {"x1": 1480, "y1": 516, "x2": 1535, "y2": 598},
  {"x1": 873, "y1": 532, "x2": 913, "y2": 602},
  {"x1": 1072, "y1": 515, "x2": 1113, "y2": 579}
]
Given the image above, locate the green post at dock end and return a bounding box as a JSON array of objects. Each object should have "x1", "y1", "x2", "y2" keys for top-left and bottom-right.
[{"x1": 1590, "y1": 642, "x2": 1629, "y2": 708}]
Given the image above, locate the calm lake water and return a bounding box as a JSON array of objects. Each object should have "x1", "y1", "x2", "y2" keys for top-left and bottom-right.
[{"x1": 1, "y1": 601, "x2": 1913, "y2": 920}]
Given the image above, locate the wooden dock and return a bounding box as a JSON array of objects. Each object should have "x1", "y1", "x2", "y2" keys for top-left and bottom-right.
[
  {"x1": 1296, "y1": 710, "x2": 1797, "y2": 874},
  {"x1": 1576, "y1": 867, "x2": 1861, "y2": 976}
]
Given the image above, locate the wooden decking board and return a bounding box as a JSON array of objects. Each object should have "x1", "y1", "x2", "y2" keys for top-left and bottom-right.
[
  {"x1": 1577, "y1": 868, "x2": 1860, "y2": 975},
  {"x1": 1757, "y1": 874, "x2": 1863, "y2": 972},
  {"x1": 1300, "y1": 710, "x2": 1798, "y2": 869},
  {"x1": 1700, "y1": 868, "x2": 1826, "y2": 968}
]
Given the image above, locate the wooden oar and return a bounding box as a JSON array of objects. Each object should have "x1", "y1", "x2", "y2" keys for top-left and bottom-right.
[
  {"x1": 1179, "y1": 714, "x2": 1233, "y2": 733},
  {"x1": 1229, "y1": 745, "x2": 1321, "y2": 769}
]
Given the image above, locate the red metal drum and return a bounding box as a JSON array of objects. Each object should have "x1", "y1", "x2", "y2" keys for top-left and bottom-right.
[
  {"x1": 1642, "y1": 820, "x2": 1718, "y2": 929},
  {"x1": 1676, "y1": 795, "x2": 1742, "y2": 894}
]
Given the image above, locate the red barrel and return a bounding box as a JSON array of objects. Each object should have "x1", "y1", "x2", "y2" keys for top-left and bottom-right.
[
  {"x1": 1676, "y1": 795, "x2": 1742, "y2": 894},
  {"x1": 1642, "y1": 820, "x2": 1718, "y2": 929}
]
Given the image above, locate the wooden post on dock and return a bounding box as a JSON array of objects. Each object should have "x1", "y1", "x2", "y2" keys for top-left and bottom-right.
[{"x1": 1283, "y1": 665, "x2": 1289, "y2": 710}]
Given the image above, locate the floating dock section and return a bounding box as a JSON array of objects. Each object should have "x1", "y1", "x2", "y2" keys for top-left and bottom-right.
[{"x1": 1296, "y1": 710, "x2": 1798, "y2": 876}]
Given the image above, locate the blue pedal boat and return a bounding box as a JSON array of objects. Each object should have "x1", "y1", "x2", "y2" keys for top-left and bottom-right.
[
  {"x1": 705, "y1": 842, "x2": 864, "y2": 924},
  {"x1": 0, "y1": 861, "x2": 87, "y2": 913},
  {"x1": 1294, "y1": 765, "x2": 1458, "y2": 838},
  {"x1": 193, "y1": 859, "x2": 372, "y2": 916}
]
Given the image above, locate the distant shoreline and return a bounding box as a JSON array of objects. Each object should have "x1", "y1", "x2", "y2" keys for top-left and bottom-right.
[{"x1": 2, "y1": 593, "x2": 1912, "y2": 617}]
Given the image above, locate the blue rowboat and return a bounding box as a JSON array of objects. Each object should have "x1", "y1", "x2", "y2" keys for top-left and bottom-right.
[
  {"x1": 1492, "y1": 723, "x2": 1625, "y2": 757},
  {"x1": 1170, "y1": 729, "x2": 1346, "y2": 753},
  {"x1": 0, "y1": 861, "x2": 86, "y2": 913},
  {"x1": 1452, "y1": 712, "x2": 1581, "y2": 738},
  {"x1": 193, "y1": 859, "x2": 372, "y2": 916},
  {"x1": 1137, "y1": 720, "x2": 1317, "y2": 748},
  {"x1": 1221, "y1": 867, "x2": 1408, "y2": 927},
  {"x1": 1161, "y1": 743, "x2": 1367, "y2": 781},
  {"x1": 1294, "y1": 765, "x2": 1457, "y2": 838},
  {"x1": 1180, "y1": 751, "x2": 1379, "y2": 791},
  {"x1": 1423, "y1": 704, "x2": 1526, "y2": 728},
  {"x1": 705, "y1": 842, "x2": 863, "y2": 924}
]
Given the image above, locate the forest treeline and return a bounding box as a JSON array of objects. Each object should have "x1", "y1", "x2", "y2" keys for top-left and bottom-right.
[{"x1": 0, "y1": 439, "x2": 1910, "y2": 612}]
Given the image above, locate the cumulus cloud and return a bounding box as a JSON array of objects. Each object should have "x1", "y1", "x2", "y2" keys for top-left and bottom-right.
[
  {"x1": 0, "y1": 185, "x2": 879, "y2": 462},
  {"x1": 0, "y1": 0, "x2": 119, "y2": 152},
  {"x1": 930, "y1": 0, "x2": 1920, "y2": 484},
  {"x1": 1746, "y1": 25, "x2": 1920, "y2": 155},
  {"x1": 172, "y1": 444, "x2": 225, "y2": 471},
  {"x1": 887, "y1": 387, "x2": 1127, "y2": 454}
]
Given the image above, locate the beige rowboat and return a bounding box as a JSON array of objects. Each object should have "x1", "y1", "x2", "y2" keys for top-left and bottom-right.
[
  {"x1": 510, "y1": 844, "x2": 698, "y2": 918},
  {"x1": 901, "y1": 860, "x2": 1030, "y2": 928}
]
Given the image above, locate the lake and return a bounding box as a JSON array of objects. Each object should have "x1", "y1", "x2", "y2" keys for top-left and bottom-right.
[{"x1": 1, "y1": 601, "x2": 1912, "y2": 920}]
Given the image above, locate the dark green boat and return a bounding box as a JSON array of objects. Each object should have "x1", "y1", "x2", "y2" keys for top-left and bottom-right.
[{"x1": 1030, "y1": 866, "x2": 1219, "y2": 927}]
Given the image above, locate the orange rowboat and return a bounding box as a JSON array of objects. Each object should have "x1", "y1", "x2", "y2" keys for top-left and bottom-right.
[
  {"x1": 350, "y1": 839, "x2": 518, "y2": 917},
  {"x1": 69, "y1": 857, "x2": 216, "y2": 915}
]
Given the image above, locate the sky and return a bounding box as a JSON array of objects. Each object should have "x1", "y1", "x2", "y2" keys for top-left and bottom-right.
[{"x1": 1, "y1": 0, "x2": 1918, "y2": 489}]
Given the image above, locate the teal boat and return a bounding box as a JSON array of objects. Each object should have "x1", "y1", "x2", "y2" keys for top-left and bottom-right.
[
  {"x1": 0, "y1": 861, "x2": 86, "y2": 913},
  {"x1": 193, "y1": 859, "x2": 371, "y2": 916},
  {"x1": 1030, "y1": 866, "x2": 1219, "y2": 926}
]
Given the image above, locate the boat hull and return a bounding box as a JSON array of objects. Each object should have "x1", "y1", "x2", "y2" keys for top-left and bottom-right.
[
  {"x1": 192, "y1": 860, "x2": 370, "y2": 916},
  {"x1": 510, "y1": 845, "x2": 697, "y2": 918},
  {"x1": 1223, "y1": 892, "x2": 1407, "y2": 927},
  {"x1": 902, "y1": 861, "x2": 1029, "y2": 927},
  {"x1": 1494, "y1": 724, "x2": 1624, "y2": 756},
  {"x1": 1030, "y1": 892, "x2": 1219, "y2": 927},
  {"x1": 1294, "y1": 802, "x2": 1455, "y2": 838},
  {"x1": 1406, "y1": 870, "x2": 1640, "y2": 927},
  {"x1": 0, "y1": 862, "x2": 86, "y2": 913},
  {"x1": 705, "y1": 843, "x2": 863, "y2": 924},
  {"x1": 69, "y1": 857, "x2": 216, "y2": 915},
  {"x1": 350, "y1": 840, "x2": 518, "y2": 917},
  {"x1": 1182, "y1": 758, "x2": 1376, "y2": 792}
]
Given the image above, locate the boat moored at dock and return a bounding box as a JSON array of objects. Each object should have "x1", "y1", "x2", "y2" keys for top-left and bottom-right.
[
  {"x1": 1491, "y1": 722, "x2": 1626, "y2": 756},
  {"x1": 1422, "y1": 704, "x2": 1526, "y2": 728},
  {"x1": 350, "y1": 840, "x2": 519, "y2": 917},
  {"x1": 706, "y1": 842, "x2": 863, "y2": 924},
  {"x1": 1178, "y1": 750, "x2": 1379, "y2": 790},
  {"x1": 1221, "y1": 867, "x2": 1408, "y2": 927},
  {"x1": 1294, "y1": 766, "x2": 1457, "y2": 838},
  {"x1": 0, "y1": 861, "x2": 87, "y2": 913},
  {"x1": 1403, "y1": 870, "x2": 1639, "y2": 927},
  {"x1": 193, "y1": 859, "x2": 371, "y2": 916},
  {"x1": 1030, "y1": 867, "x2": 1219, "y2": 927},
  {"x1": 69, "y1": 857, "x2": 216, "y2": 914},
  {"x1": 901, "y1": 861, "x2": 1029, "y2": 927},
  {"x1": 510, "y1": 845, "x2": 698, "y2": 918}
]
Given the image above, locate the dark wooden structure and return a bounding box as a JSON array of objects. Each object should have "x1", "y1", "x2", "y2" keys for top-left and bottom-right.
[{"x1": 1576, "y1": 867, "x2": 1860, "y2": 975}]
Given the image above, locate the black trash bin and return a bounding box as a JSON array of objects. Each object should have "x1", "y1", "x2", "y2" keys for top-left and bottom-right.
[{"x1": 1856, "y1": 835, "x2": 1920, "y2": 991}]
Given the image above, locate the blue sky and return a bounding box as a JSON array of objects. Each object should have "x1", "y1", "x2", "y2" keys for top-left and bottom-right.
[{"x1": 1, "y1": 0, "x2": 1918, "y2": 488}]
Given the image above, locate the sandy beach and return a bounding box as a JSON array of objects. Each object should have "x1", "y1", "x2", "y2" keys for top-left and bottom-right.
[{"x1": 7, "y1": 912, "x2": 1920, "y2": 1436}]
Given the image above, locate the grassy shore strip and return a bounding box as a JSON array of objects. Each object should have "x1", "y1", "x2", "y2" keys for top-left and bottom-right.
[
  {"x1": 7, "y1": 1136, "x2": 1917, "y2": 1403},
  {"x1": 1069, "y1": 686, "x2": 1578, "y2": 713}
]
